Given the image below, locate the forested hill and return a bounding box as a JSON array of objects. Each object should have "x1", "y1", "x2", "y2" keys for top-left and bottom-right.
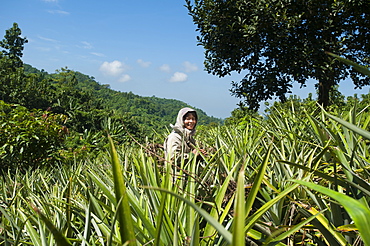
[{"x1": 24, "y1": 64, "x2": 223, "y2": 131}]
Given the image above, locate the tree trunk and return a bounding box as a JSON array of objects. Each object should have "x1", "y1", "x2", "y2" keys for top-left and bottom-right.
[
  {"x1": 317, "y1": 79, "x2": 330, "y2": 107},
  {"x1": 317, "y1": 68, "x2": 336, "y2": 108}
]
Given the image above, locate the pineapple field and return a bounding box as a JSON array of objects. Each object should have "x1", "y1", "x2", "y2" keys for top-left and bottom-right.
[{"x1": 2, "y1": 99, "x2": 370, "y2": 246}]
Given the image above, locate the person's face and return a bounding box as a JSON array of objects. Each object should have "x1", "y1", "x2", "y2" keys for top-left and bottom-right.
[{"x1": 183, "y1": 113, "x2": 197, "y2": 130}]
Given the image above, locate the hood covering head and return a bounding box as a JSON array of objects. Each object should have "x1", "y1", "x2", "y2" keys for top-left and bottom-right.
[{"x1": 171, "y1": 107, "x2": 197, "y2": 136}]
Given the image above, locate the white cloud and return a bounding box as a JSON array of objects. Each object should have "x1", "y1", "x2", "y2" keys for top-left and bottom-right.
[
  {"x1": 137, "y1": 59, "x2": 151, "y2": 68},
  {"x1": 99, "y1": 60, "x2": 128, "y2": 77},
  {"x1": 90, "y1": 52, "x2": 105, "y2": 57},
  {"x1": 37, "y1": 36, "x2": 61, "y2": 52},
  {"x1": 183, "y1": 61, "x2": 198, "y2": 73},
  {"x1": 38, "y1": 36, "x2": 58, "y2": 42},
  {"x1": 169, "y1": 72, "x2": 188, "y2": 82},
  {"x1": 118, "y1": 74, "x2": 131, "y2": 83},
  {"x1": 81, "y1": 41, "x2": 92, "y2": 49},
  {"x1": 35, "y1": 46, "x2": 52, "y2": 52},
  {"x1": 159, "y1": 64, "x2": 171, "y2": 73},
  {"x1": 47, "y1": 10, "x2": 70, "y2": 15}
]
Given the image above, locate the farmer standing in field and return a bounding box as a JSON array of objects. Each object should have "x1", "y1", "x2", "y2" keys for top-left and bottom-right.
[{"x1": 164, "y1": 107, "x2": 206, "y2": 160}]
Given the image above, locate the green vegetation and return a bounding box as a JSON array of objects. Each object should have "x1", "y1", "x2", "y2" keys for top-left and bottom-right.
[
  {"x1": 0, "y1": 101, "x2": 67, "y2": 171},
  {"x1": 186, "y1": 0, "x2": 370, "y2": 109},
  {"x1": 0, "y1": 23, "x2": 221, "y2": 172},
  {"x1": 2, "y1": 99, "x2": 370, "y2": 245},
  {"x1": 2, "y1": 15, "x2": 370, "y2": 246}
]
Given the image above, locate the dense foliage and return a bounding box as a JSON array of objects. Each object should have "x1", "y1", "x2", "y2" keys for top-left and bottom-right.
[
  {"x1": 2, "y1": 16, "x2": 370, "y2": 246},
  {"x1": 47, "y1": 67, "x2": 223, "y2": 132},
  {"x1": 0, "y1": 101, "x2": 67, "y2": 171},
  {"x1": 2, "y1": 99, "x2": 370, "y2": 245},
  {"x1": 186, "y1": 0, "x2": 370, "y2": 110},
  {"x1": 0, "y1": 23, "x2": 221, "y2": 171}
]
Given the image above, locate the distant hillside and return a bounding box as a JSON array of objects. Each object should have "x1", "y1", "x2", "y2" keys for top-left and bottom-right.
[{"x1": 24, "y1": 64, "x2": 223, "y2": 133}]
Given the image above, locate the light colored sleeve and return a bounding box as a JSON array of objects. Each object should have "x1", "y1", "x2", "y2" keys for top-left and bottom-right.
[{"x1": 164, "y1": 132, "x2": 182, "y2": 159}]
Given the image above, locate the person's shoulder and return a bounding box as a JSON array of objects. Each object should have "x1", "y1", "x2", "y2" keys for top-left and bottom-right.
[{"x1": 167, "y1": 131, "x2": 181, "y2": 140}]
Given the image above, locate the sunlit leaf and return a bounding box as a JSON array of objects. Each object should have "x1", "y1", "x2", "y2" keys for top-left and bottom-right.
[
  {"x1": 293, "y1": 180, "x2": 370, "y2": 246},
  {"x1": 108, "y1": 135, "x2": 136, "y2": 246}
]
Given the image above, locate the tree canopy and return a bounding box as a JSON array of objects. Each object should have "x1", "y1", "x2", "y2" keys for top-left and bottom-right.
[
  {"x1": 0, "y1": 23, "x2": 223, "y2": 170},
  {"x1": 0, "y1": 22, "x2": 27, "y2": 69},
  {"x1": 0, "y1": 23, "x2": 222, "y2": 141},
  {"x1": 186, "y1": 0, "x2": 370, "y2": 110}
]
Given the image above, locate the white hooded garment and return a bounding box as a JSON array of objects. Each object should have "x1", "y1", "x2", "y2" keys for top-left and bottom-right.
[{"x1": 164, "y1": 107, "x2": 197, "y2": 159}]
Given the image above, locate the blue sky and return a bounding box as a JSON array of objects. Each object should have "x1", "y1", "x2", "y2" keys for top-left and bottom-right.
[{"x1": 1, "y1": 0, "x2": 369, "y2": 119}]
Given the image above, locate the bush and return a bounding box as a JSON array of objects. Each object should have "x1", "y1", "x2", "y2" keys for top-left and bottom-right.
[{"x1": 0, "y1": 100, "x2": 67, "y2": 172}]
